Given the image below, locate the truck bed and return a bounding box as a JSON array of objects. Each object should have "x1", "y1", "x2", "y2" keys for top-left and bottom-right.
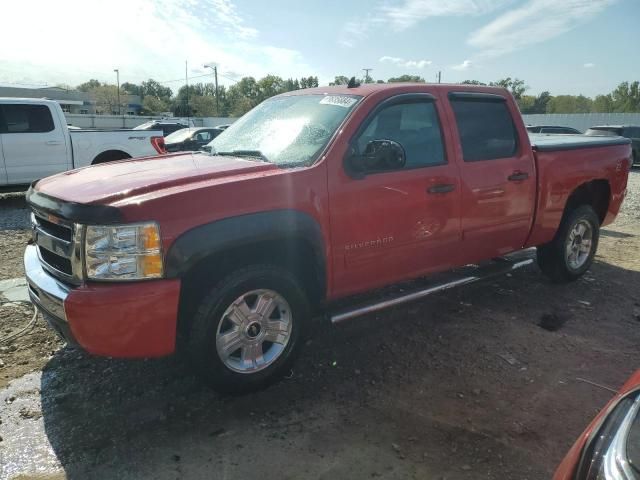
[{"x1": 529, "y1": 133, "x2": 631, "y2": 151}]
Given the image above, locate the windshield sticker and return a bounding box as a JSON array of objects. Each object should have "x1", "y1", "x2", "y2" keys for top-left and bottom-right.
[{"x1": 319, "y1": 95, "x2": 357, "y2": 108}]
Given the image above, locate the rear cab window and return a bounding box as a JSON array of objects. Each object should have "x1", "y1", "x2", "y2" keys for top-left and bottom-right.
[
  {"x1": 448, "y1": 93, "x2": 518, "y2": 162},
  {"x1": 0, "y1": 104, "x2": 55, "y2": 133}
]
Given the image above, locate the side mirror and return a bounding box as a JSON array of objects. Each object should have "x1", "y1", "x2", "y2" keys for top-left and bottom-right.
[{"x1": 345, "y1": 139, "x2": 406, "y2": 179}]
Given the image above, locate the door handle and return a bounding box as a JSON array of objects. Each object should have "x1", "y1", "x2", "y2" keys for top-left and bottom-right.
[
  {"x1": 46, "y1": 140, "x2": 62, "y2": 146},
  {"x1": 427, "y1": 184, "x2": 455, "y2": 194},
  {"x1": 508, "y1": 171, "x2": 529, "y2": 182}
]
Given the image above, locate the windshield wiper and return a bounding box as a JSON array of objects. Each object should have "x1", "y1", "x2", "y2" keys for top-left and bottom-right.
[{"x1": 215, "y1": 150, "x2": 269, "y2": 162}]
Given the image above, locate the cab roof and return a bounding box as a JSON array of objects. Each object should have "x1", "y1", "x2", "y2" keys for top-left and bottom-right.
[{"x1": 278, "y1": 83, "x2": 512, "y2": 99}]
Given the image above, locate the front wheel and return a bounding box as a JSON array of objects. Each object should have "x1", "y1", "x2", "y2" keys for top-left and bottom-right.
[
  {"x1": 537, "y1": 205, "x2": 600, "y2": 283},
  {"x1": 187, "y1": 265, "x2": 310, "y2": 394}
]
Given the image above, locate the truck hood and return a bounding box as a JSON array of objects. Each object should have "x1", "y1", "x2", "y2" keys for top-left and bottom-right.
[{"x1": 34, "y1": 152, "x2": 279, "y2": 205}]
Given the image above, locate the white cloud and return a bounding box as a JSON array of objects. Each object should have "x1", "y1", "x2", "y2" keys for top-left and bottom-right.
[
  {"x1": 583, "y1": 62, "x2": 596, "y2": 68},
  {"x1": 0, "y1": 0, "x2": 311, "y2": 89},
  {"x1": 379, "y1": 56, "x2": 432, "y2": 69},
  {"x1": 208, "y1": 0, "x2": 258, "y2": 39},
  {"x1": 452, "y1": 60, "x2": 472, "y2": 71},
  {"x1": 340, "y1": 0, "x2": 511, "y2": 46},
  {"x1": 468, "y1": 0, "x2": 617, "y2": 58}
]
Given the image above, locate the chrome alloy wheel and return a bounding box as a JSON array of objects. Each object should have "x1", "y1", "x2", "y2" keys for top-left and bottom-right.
[
  {"x1": 565, "y1": 219, "x2": 594, "y2": 270},
  {"x1": 215, "y1": 289, "x2": 292, "y2": 374}
]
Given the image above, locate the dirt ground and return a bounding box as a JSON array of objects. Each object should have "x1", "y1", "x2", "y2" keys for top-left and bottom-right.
[{"x1": 1, "y1": 172, "x2": 639, "y2": 480}]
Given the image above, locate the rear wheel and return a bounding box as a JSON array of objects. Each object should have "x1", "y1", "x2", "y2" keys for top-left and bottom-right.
[
  {"x1": 187, "y1": 265, "x2": 310, "y2": 394},
  {"x1": 537, "y1": 205, "x2": 600, "y2": 283}
]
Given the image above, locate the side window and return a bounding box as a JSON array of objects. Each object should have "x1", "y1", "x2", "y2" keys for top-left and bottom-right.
[
  {"x1": 355, "y1": 101, "x2": 445, "y2": 169},
  {"x1": 1, "y1": 104, "x2": 55, "y2": 133},
  {"x1": 450, "y1": 98, "x2": 518, "y2": 162},
  {"x1": 195, "y1": 131, "x2": 212, "y2": 142}
]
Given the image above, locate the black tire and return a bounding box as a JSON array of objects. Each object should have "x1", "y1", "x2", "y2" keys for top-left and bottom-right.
[
  {"x1": 187, "y1": 264, "x2": 310, "y2": 394},
  {"x1": 537, "y1": 205, "x2": 600, "y2": 283}
]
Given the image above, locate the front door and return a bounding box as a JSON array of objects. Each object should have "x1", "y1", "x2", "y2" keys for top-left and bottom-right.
[
  {"x1": 0, "y1": 103, "x2": 69, "y2": 184},
  {"x1": 328, "y1": 94, "x2": 462, "y2": 297},
  {"x1": 445, "y1": 92, "x2": 536, "y2": 263}
]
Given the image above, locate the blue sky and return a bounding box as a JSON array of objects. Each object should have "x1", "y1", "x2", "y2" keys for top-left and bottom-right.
[{"x1": 0, "y1": 0, "x2": 638, "y2": 97}]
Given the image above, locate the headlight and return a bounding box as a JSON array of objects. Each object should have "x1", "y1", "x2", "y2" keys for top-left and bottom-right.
[
  {"x1": 85, "y1": 222, "x2": 163, "y2": 280},
  {"x1": 575, "y1": 390, "x2": 640, "y2": 480}
]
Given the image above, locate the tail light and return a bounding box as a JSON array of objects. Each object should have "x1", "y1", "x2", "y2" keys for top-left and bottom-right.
[{"x1": 151, "y1": 136, "x2": 166, "y2": 154}]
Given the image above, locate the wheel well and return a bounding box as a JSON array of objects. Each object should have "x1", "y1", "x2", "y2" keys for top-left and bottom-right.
[
  {"x1": 564, "y1": 179, "x2": 611, "y2": 224},
  {"x1": 92, "y1": 150, "x2": 131, "y2": 165},
  {"x1": 176, "y1": 237, "x2": 325, "y2": 338}
]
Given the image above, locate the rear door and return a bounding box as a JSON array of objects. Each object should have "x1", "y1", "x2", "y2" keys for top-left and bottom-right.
[
  {"x1": 0, "y1": 103, "x2": 69, "y2": 184},
  {"x1": 328, "y1": 93, "x2": 462, "y2": 296},
  {"x1": 444, "y1": 92, "x2": 536, "y2": 262}
]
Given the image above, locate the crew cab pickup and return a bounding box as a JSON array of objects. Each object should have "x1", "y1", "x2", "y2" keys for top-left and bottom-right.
[
  {"x1": 0, "y1": 98, "x2": 166, "y2": 187},
  {"x1": 23, "y1": 84, "x2": 632, "y2": 393}
]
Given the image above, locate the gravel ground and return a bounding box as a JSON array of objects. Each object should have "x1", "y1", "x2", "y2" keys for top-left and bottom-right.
[{"x1": 0, "y1": 170, "x2": 639, "y2": 480}]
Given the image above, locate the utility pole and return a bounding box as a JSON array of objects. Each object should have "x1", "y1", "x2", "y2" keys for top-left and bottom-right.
[
  {"x1": 113, "y1": 68, "x2": 120, "y2": 115},
  {"x1": 437, "y1": 71, "x2": 442, "y2": 83},
  {"x1": 204, "y1": 63, "x2": 219, "y2": 114},
  {"x1": 362, "y1": 68, "x2": 373, "y2": 83}
]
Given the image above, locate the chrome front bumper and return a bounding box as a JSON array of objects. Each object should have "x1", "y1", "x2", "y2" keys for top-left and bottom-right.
[{"x1": 24, "y1": 244, "x2": 70, "y2": 322}]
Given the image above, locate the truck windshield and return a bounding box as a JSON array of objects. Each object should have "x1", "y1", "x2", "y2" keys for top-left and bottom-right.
[
  {"x1": 207, "y1": 94, "x2": 361, "y2": 166},
  {"x1": 165, "y1": 128, "x2": 196, "y2": 142}
]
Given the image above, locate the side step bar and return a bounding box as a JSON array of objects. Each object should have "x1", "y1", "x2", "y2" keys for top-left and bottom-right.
[{"x1": 329, "y1": 256, "x2": 534, "y2": 324}]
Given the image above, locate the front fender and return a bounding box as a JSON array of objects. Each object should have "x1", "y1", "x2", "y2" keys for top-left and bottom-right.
[{"x1": 164, "y1": 209, "x2": 327, "y2": 287}]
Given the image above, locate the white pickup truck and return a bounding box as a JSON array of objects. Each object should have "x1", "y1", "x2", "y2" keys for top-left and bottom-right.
[{"x1": 0, "y1": 98, "x2": 166, "y2": 187}]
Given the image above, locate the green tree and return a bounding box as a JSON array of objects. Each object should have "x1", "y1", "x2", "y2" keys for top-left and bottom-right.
[
  {"x1": 461, "y1": 80, "x2": 486, "y2": 85},
  {"x1": 610, "y1": 81, "x2": 640, "y2": 112},
  {"x1": 141, "y1": 95, "x2": 170, "y2": 115},
  {"x1": 299, "y1": 76, "x2": 319, "y2": 88},
  {"x1": 89, "y1": 85, "x2": 129, "y2": 114},
  {"x1": 257, "y1": 75, "x2": 286, "y2": 101},
  {"x1": 190, "y1": 95, "x2": 218, "y2": 116},
  {"x1": 547, "y1": 95, "x2": 593, "y2": 113},
  {"x1": 490, "y1": 77, "x2": 528, "y2": 100},
  {"x1": 77, "y1": 79, "x2": 102, "y2": 92},
  {"x1": 329, "y1": 76, "x2": 350, "y2": 86},
  {"x1": 387, "y1": 75, "x2": 425, "y2": 83},
  {"x1": 140, "y1": 79, "x2": 173, "y2": 100},
  {"x1": 122, "y1": 82, "x2": 141, "y2": 97},
  {"x1": 592, "y1": 94, "x2": 614, "y2": 113}
]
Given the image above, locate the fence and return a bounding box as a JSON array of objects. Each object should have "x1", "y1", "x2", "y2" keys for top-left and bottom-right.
[
  {"x1": 64, "y1": 114, "x2": 237, "y2": 129},
  {"x1": 522, "y1": 113, "x2": 640, "y2": 133}
]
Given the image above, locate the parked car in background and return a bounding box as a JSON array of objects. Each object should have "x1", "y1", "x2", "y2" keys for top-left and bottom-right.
[
  {"x1": 24, "y1": 84, "x2": 631, "y2": 393},
  {"x1": 586, "y1": 125, "x2": 640, "y2": 165},
  {"x1": 526, "y1": 125, "x2": 582, "y2": 134},
  {"x1": 215, "y1": 124, "x2": 232, "y2": 130},
  {"x1": 164, "y1": 127, "x2": 224, "y2": 152},
  {"x1": 133, "y1": 120, "x2": 190, "y2": 136},
  {"x1": 554, "y1": 369, "x2": 640, "y2": 479},
  {"x1": 0, "y1": 98, "x2": 166, "y2": 187}
]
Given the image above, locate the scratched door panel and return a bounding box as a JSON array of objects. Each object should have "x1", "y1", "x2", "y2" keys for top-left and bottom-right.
[{"x1": 329, "y1": 164, "x2": 462, "y2": 297}]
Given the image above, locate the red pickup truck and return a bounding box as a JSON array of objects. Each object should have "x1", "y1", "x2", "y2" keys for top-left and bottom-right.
[{"x1": 24, "y1": 84, "x2": 632, "y2": 392}]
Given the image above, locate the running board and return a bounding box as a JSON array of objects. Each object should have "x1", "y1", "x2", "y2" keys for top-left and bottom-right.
[{"x1": 329, "y1": 255, "x2": 534, "y2": 324}]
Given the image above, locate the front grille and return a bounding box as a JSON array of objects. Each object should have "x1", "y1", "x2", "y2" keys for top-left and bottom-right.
[
  {"x1": 39, "y1": 248, "x2": 73, "y2": 275},
  {"x1": 36, "y1": 216, "x2": 72, "y2": 242},
  {"x1": 31, "y1": 210, "x2": 81, "y2": 284}
]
